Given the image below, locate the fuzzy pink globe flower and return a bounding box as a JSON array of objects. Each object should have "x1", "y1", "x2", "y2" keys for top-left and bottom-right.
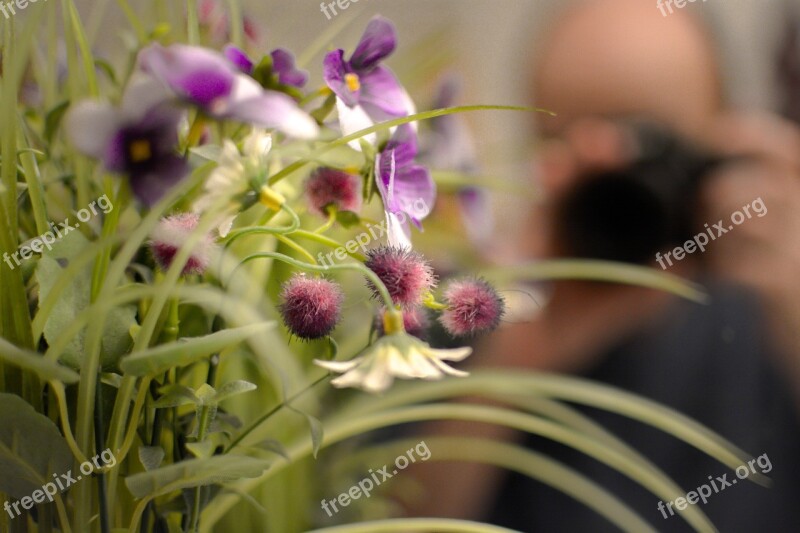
[
  {"x1": 364, "y1": 246, "x2": 436, "y2": 308},
  {"x1": 305, "y1": 167, "x2": 362, "y2": 216},
  {"x1": 439, "y1": 278, "x2": 505, "y2": 338},
  {"x1": 279, "y1": 274, "x2": 344, "y2": 339},
  {"x1": 375, "y1": 306, "x2": 430, "y2": 339},
  {"x1": 149, "y1": 213, "x2": 216, "y2": 275}
]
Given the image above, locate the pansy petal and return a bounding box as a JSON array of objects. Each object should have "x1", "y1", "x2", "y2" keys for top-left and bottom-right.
[
  {"x1": 323, "y1": 50, "x2": 359, "y2": 107},
  {"x1": 65, "y1": 101, "x2": 121, "y2": 160},
  {"x1": 139, "y1": 44, "x2": 235, "y2": 107},
  {"x1": 223, "y1": 44, "x2": 254, "y2": 73},
  {"x1": 128, "y1": 155, "x2": 189, "y2": 206},
  {"x1": 385, "y1": 211, "x2": 412, "y2": 249},
  {"x1": 394, "y1": 165, "x2": 436, "y2": 224},
  {"x1": 225, "y1": 86, "x2": 319, "y2": 139},
  {"x1": 359, "y1": 66, "x2": 411, "y2": 118},
  {"x1": 120, "y1": 75, "x2": 174, "y2": 122},
  {"x1": 351, "y1": 16, "x2": 397, "y2": 70},
  {"x1": 336, "y1": 99, "x2": 375, "y2": 149},
  {"x1": 271, "y1": 48, "x2": 308, "y2": 88}
]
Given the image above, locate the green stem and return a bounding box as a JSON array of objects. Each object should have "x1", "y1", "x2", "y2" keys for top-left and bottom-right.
[
  {"x1": 186, "y1": 0, "x2": 199, "y2": 45},
  {"x1": 235, "y1": 251, "x2": 393, "y2": 309},
  {"x1": 305, "y1": 519, "x2": 521, "y2": 533},
  {"x1": 187, "y1": 405, "x2": 212, "y2": 532},
  {"x1": 226, "y1": 374, "x2": 329, "y2": 452}
]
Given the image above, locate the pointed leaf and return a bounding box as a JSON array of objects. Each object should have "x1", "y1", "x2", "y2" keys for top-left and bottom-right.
[
  {"x1": 0, "y1": 393, "x2": 73, "y2": 498},
  {"x1": 120, "y1": 323, "x2": 274, "y2": 376},
  {"x1": 125, "y1": 455, "x2": 271, "y2": 499}
]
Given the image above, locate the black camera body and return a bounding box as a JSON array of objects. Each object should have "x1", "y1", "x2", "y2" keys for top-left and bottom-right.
[{"x1": 555, "y1": 122, "x2": 724, "y2": 265}]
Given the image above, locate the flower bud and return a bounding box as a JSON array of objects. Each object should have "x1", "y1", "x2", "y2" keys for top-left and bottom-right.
[
  {"x1": 364, "y1": 246, "x2": 436, "y2": 308},
  {"x1": 439, "y1": 278, "x2": 505, "y2": 337},
  {"x1": 279, "y1": 274, "x2": 344, "y2": 339},
  {"x1": 305, "y1": 167, "x2": 362, "y2": 216},
  {"x1": 149, "y1": 213, "x2": 215, "y2": 275}
]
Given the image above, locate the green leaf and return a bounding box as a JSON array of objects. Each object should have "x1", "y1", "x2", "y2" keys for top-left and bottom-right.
[
  {"x1": 44, "y1": 101, "x2": 70, "y2": 144},
  {"x1": 0, "y1": 393, "x2": 73, "y2": 499},
  {"x1": 288, "y1": 406, "x2": 323, "y2": 459},
  {"x1": 214, "y1": 380, "x2": 257, "y2": 403},
  {"x1": 153, "y1": 385, "x2": 198, "y2": 409},
  {"x1": 138, "y1": 446, "x2": 165, "y2": 472},
  {"x1": 185, "y1": 440, "x2": 214, "y2": 459},
  {"x1": 335, "y1": 210, "x2": 361, "y2": 229},
  {"x1": 482, "y1": 259, "x2": 708, "y2": 303},
  {"x1": 36, "y1": 230, "x2": 137, "y2": 370},
  {"x1": 125, "y1": 455, "x2": 271, "y2": 499},
  {"x1": 120, "y1": 323, "x2": 273, "y2": 376},
  {"x1": 0, "y1": 336, "x2": 80, "y2": 384}
]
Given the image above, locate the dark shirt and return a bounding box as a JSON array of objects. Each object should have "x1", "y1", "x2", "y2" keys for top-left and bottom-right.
[{"x1": 488, "y1": 283, "x2": 800, "y2": 532}]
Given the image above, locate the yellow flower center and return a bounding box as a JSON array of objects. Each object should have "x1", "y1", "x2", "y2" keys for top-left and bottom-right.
[
  {"x1": 259, "y1": 185, "x2": 286, "y2": 211},
  {"x1": 129, "y1": 140, "x2": 152, "y2": 163},
  {"x1": 383, "y1": 309, "x2": 405, "y2": 335},
  {"x1": 344, "y1": 73, "x2": 361, "y2": 93}
]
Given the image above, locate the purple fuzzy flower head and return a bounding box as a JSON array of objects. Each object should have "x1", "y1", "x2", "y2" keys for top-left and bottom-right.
[
  {"x1": 149, "y1": 213, "x2": 216, "y2": 275},
  {"x1": 305, "y1": 168, "x2": 362, "y2": 216},
  {"x1": 439, "y1": 278, "x2": 505, "y2": 338},
  {"x1": 375, "y1": 307, "x2": 430, "y2": 340},
  {"x1": 279, "y1": 274, "x2": 344, "y2": 339},
  {"x1": 365, "y1": 246, "x2": 435, "y2": 308}
]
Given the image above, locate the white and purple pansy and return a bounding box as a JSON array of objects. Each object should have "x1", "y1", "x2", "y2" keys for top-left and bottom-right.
[
  {"x1": 375, "y1": 124, "x2": 436, "y2": 248},
  {"x1": 323, "y1": 16, "x2": 415, "y2": 145},
  {"x1": 138, "y1": 43, "x2": 318, "y2": 139},
  {"x1": 65, "y1": 76, "x2": 189, "y2": 206}
]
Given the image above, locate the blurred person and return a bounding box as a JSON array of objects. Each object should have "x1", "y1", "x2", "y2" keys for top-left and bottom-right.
[{"x1": 400, "y1": 0, "x2": 800, "y2": 531}]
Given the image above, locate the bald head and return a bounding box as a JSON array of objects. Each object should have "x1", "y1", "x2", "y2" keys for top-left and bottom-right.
[{"x1": 534, "y1": 0, "x2": 722, "y2": 137}]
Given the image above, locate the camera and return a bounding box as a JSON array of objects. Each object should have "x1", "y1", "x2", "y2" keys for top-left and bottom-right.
[{"x1": 554, "y1": 121, "x2": 725, "y2": 265}]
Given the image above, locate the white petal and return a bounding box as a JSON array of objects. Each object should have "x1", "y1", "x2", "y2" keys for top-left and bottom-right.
[
  {"x1": 385, "y1": 212, "x2": 412, "y2": 248},
  {"x1": 121, "y1": 74, "x2": 173, "y2": 121},
  {"x1": 429, "y1": 357, "x2": 470, "y2": 377},
  {"x1": 64, "y1": 101, "x2": 121, "y2": 159},
  {"x1": 428, "y1": 346, "x2": 473, "y2": 362},
  {"x1": 336, "y1": 99, "x2": 375, "y2": 150},
  {"x1": 405, "y1": 350, "x2": 445, "y2": 379},
  {"x1": 314, "y1": 358, "x2": 362, "y2": 373}
]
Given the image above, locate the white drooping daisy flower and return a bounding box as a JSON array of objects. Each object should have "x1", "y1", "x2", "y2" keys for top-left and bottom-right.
[
  {"x1": 314, "y1": 309, "x2": 472, "y2": 393},
  {"x1": 193, "y1": 129, "x2": 272, "y2": 237}
]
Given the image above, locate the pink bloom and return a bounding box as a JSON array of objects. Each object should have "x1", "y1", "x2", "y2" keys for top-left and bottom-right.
[
  {"x1": 365, "y1": 246, "x2": 436, "y2": 308},
  {"x1": 149, "y1": 213, "x2": 216, "y2": 275},
  {"x1": 439, "y1": 278, "x2": 505, "y2": 337},
  {"x1": 305, "y1": 168, "x2": 362, "y2": 216},
  {"x1": 279, "y1": 274, "x2": 344, "y2": 339}
]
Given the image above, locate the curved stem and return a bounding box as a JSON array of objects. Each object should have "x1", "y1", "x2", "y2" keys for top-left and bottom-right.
[
  {"x1": 226, "y1": 373, "x2": 330, "y2": 452},
  {"x1": 274, "y1": 234, "x2": 317, "y2": 264},
  {"x1": 235, "y1": 251, "x2": 394, "y2": 309},
  {"x1": 223, "y1": 204, "x2": 300, "y2": 249},
  {"x1": 312, "y1": 206, "x2": 337, "y2": 234},
  {"x1": 306, "y1": 519, "x2": 521, "y2": 533}
]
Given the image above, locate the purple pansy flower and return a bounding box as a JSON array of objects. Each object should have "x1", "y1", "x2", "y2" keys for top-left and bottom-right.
[
  {"x1": 65, "y1": 76, "x2": 189, "y2": 206},
  {"x1": 423, "y1": 76, "x2": 495, "y2": 248},
  {"x1": 323, "y1": 16, "x2": 415, "y2": 145},
  {"x1": 375, "y1": 125, "x2": 436, "y2": 248},
  {"x1": 138, "y1": 43, "x2": 318, "y2": 139},
  {"x1": 271, "y1": 48, "x2": 308, "y2": 88},
  {"x1": 222, "y1": 45, "x2": 308, "y2": 89},
  {"x1": 223, "y1": 44, "x2": 254, "y2": 73}
]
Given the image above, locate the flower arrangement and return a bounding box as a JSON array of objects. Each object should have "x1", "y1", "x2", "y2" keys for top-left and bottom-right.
[{"x1": 0, "y1": 2, "x2": 765, "y2": 532}]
